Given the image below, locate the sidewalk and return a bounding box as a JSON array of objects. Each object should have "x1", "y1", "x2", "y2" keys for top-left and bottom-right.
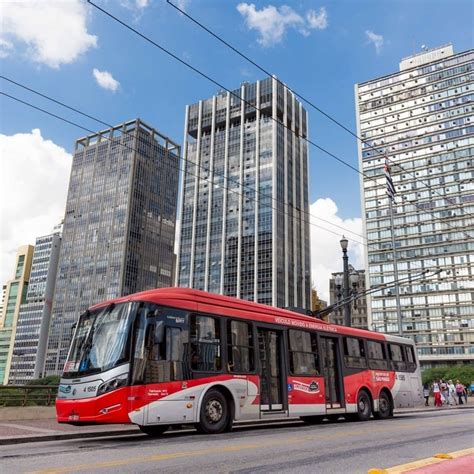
[{"x1": 0, "y1": 404, "x2": 472, "y2": 446}]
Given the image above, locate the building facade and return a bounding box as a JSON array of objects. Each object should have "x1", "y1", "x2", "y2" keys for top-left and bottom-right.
[
  {"x1": 45, "y1": 119, "x2": 180, "y2": 375},
  {"x1": 0, "y1": 245, "x2": 34, "y2": 384},
  {"x1": 177, "y1": 77, "x2": 311, "y2": 309},
  {"x1": 355, "y1": 45, "x2": 474, "y2": 367},
  {"x1": 329, "y1": 267, "x2": 368, "y2": 329},
  {"x1": 8, "y1": 227, "x2": 62, "y2": 384}
]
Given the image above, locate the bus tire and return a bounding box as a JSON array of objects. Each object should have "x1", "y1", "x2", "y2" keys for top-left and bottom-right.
[
  {"x1": 138, "y1": 424, "x2": 169, "y2": 436},
  {"x1": 197, "y1": 388, "x2": 230, "y2": 434},
  {"x1": 374, "y1": 391, "x2": 391, "y2": 420},
  {"x1": 300, "y1": 416, "x2": 324, "y2": 424},
  {"x1": 356, "y1": 390, "x2": 371, "y2": 421}
]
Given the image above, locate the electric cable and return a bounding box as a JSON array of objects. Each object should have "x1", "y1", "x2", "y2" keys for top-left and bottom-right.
[
  {"x1": 166, "y1": 0, "x2": 474, "y2": 219},
  {"x1": 87, "y1": 0, "x2": 472, "y2": 239}
]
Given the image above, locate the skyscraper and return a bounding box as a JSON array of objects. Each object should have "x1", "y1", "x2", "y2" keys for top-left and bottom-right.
[
  {"x1": 0, "y1": 245, "x2": 34, "y2": 384},
  {"x1": 45, "y1": 119, "x2": 180, "y2": 375},
  {"x1": 355, "y1": 45, "x2": 473, "y2": 368},
  {"x1": 8, "y1": 225, "x2": 62, "y2": 384},
  {"x1": 177, "y1": 77, "x2": 311, "y2": 309}
]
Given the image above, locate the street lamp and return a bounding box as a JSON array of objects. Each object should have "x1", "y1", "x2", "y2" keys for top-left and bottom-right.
[{"x1": 340, "y1": 236, "x2": 351, "y2": 327}]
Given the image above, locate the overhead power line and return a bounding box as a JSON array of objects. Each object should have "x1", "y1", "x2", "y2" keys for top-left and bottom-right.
[
  {"x1": 87, "y1": 0, "x2": 472, "y2": 240},
  {"x1": 166, "y1": 0, "x2": 474, "y2": 220},
  {"x1": 3, "y1": 80, "x2": 455, "y2": 286},
  {"x1": 0, "y1": 75, "x2": 368, "y2": 243},
  {"x1": 0, "y1": 90, "x2": 369, "y2": 251}
]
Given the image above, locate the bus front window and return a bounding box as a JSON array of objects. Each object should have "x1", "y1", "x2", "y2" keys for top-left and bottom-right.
[{"x1": 63, "y1": 303, "x2": 134, "y2": 378}]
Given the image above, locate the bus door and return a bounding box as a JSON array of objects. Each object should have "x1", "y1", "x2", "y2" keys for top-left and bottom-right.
[
  {"x1": 320, "y1": 336, "x2": 344, "y2": 409},
  {"x1": 257, "y1": 328, "x2": 286, "y2": 412}
]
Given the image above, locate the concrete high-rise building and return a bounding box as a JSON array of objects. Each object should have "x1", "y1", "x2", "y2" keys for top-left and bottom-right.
[
  {"x1": 45, "y1": 119, "x2": 180, "y2": 375},
  {"x1": 0, "y1": 245, "x2": 34, "y2": 385},
  {"x1": 177, "y1": 77, "x2": 311, "y2": 309},
  {"x1": 355, "y1": 45, "x2": 474, "y2": 367},
  {"x1": 8, "y1": 226, "x2": 62, "y2": 384},
  {"x1": 329, "y1": 268, "x2": 368, "y2": 329}
]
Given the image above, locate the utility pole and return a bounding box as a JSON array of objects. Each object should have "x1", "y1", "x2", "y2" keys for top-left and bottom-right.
[{"x1": 340, "y1": 236, "x2": 351, "y2": 327}]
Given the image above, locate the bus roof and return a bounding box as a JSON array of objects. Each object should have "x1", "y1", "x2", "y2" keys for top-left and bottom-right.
[{"x1": 91, "y1": 287, "x2": 390, "y2": 341}]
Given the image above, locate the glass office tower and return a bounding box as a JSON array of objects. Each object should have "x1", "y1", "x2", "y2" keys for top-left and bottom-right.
[
  {"x1": 355, "y1": 45, "x2": 474, "y2": 368},
  {"x1": 45, "y1": 119, "x2": 180, "y2": 375},
  {"x1": 177, "y1": 77, "x2": 311, "y2": 309}
]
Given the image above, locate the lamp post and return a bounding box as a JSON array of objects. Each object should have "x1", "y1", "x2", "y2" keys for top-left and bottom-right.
[{"x1": 340, "y1": 236, "x2": 351, "y2": 327}]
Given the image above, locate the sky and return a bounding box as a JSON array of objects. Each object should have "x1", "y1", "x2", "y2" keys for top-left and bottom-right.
[{"x1": 1, "y1": 0, "x2": 473, "y2": 301}]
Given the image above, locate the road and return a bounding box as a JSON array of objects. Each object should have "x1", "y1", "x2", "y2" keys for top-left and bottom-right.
[{"x1": 0, "y1": 410, "x2": 472, "y2": 473}]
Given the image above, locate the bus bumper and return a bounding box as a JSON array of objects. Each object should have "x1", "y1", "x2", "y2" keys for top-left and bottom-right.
[{"x1": 56, "y1": 388, "x2": 132, "y2": 424}]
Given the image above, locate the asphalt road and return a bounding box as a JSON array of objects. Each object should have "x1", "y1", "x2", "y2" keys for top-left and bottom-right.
[{"x1": 0, "y1": 410, "x2": 473, "y2": 474}]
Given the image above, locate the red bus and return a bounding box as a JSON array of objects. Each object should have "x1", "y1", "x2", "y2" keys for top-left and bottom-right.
[{"x1": 56, "y1": 288, "x2": 423, "y2": 435}]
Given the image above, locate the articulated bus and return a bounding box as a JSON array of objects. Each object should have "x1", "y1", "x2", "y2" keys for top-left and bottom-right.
[{"x1": 57, "y1": 288, "x2": 423, "y2": 435}]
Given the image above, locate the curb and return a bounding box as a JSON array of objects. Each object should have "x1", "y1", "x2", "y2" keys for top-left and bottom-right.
[{"x1": 1, "y1": 405, "x2": 472, "y2": 446}]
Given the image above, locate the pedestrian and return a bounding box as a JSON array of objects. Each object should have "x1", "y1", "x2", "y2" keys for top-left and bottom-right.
[
  {"x1": 440, "y1": 379, "x2": 449, "y2": 405},
  {"x1": 448, "y1": 380, "x2": 457, "y2": 406},
  {"x1": 463, "y1": 386, "x2": 468, "y2": 404},
  {"x1": 433, "y1": 381, "x2": 442, "y2": 407},
  {"x1": 423, "y1": 383, "x2": 430, "y2": 406},
  {"x1": 455, "y1": 380, "x2": 464, "y2": 405}
]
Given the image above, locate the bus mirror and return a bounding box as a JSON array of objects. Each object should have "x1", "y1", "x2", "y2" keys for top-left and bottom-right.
[{"x1": 154, "y1": 321, "x2": 164, "y2": 344}]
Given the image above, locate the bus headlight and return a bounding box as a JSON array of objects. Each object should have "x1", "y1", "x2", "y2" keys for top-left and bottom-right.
[{"x1": 97, "y1": 374, "x2": 128, "y2": 395}]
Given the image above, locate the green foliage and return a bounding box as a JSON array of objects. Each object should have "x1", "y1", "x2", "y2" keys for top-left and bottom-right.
[
  {"x1": 422, "y1": 365, "x2": 474, "y2": 387},
  {"x1": 0, "y1": 376, "x2": 59, "y2": 407}
]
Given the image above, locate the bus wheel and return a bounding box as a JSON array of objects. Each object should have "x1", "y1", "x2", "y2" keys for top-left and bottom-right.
[
  {"x1": 138, "y1": 424, "x2": 169, "y2": 436},
  {"x1": 197, "y1": 389, "x2": 229, "y2": 434},
  {"x1": 374, "y1": 391, "x2": 391, "y2": 419},
  {"x1": 300, "y1": 416, "x2": 324, "y2": 424},
  {"x1": 356, "y1": 391, "x2": 371, "y2": 421}
]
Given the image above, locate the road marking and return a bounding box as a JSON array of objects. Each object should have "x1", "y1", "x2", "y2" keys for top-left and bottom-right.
[
  {"x1": 369, "y1": 447, "x2": 474, "y2": 473},
  {"x1": 27, "y1": 418, "x2": 470, "y2": 474}
]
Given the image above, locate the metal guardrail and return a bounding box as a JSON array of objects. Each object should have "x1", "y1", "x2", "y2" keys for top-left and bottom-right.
[{"x1": 0, "y1": 385, "x2": 58, "y2": 407}]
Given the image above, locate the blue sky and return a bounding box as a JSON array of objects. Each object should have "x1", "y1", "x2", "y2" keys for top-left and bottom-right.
[{"x1": 1, "y1": 0, "x2": 472, "y2": 297}]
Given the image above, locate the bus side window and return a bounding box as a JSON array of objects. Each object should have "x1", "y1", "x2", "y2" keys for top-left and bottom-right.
[
  {"x1": 288, "y1": 330, "x2": 318, "y2": 376},
  {"x1": 227, "y1": 320, "x2": 254, "y2": 373},
  {"x1": 389, "y1": 344, "x2": 407, "y2": 372},
  {"x1": 405, "y1": 345, "x2": 417, "y2": 372},
  {"x1": 343, "y1": 337, "x2": 367, "y2": 369},
  {"x1": 367, "y1": 340, "x2": 389, "y2": 370},
  {"x1": 190, "y1": 315, "x2": 221, "y2": 372}
]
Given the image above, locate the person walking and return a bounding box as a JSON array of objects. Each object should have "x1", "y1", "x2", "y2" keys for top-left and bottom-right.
[
  {"x1": 440, "y1": 379, "x2": 449, "y2": 405},
  {"x1": 455, "y1": 380, "x2": 464, "y2": 405},
  {"x1": 448, "y1": 380, "x2": 457, "y2": 406},
  {"x1": 423, "y1": 383, "x2": 430, "y2": 406},
  {"x1": 433, "y1": 381, "x2": 442, "y2": 407}
]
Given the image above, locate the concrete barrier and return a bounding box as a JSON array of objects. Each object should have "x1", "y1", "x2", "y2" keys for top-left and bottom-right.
[{"x1": 0, "y1": 406, "x2": 56, "y2": 421}]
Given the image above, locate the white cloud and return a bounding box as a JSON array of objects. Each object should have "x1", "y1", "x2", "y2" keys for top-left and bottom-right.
[
  {"x1": 0, "y1": 38, "x2": 14, "y2": 59},
  {"x1": 0, "y1": 130, "x2": 71, "y2": 286},
  {"x1": 175, "y1": 0, "x2": 190, "y2": 12},
  {"x1": 310, "y1": 198, "x2": 364, "y2": 302},
  {"x1": 92, "y1": 69, "x2": 120, "y2": 92},
  {"x1": 237, "y1": 3, "x2": 328, "y2": 47},
  {"x1": 365, "y1": 30, "x2": 384, "y2": 54},
  {"x1": 2, "y1": 0, "x2": 97, "y2": 68},
  {"x1": 306, "y1": 8, "x2": 328, "y2": 30},
  {"x1": 120, "y1": 0, "x2": 150, "y2": 10}
]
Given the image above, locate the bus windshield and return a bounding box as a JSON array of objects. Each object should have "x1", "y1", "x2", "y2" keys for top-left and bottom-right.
[{"x1": 63, "y1": 303, "x2": 134, "y2": 378}]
